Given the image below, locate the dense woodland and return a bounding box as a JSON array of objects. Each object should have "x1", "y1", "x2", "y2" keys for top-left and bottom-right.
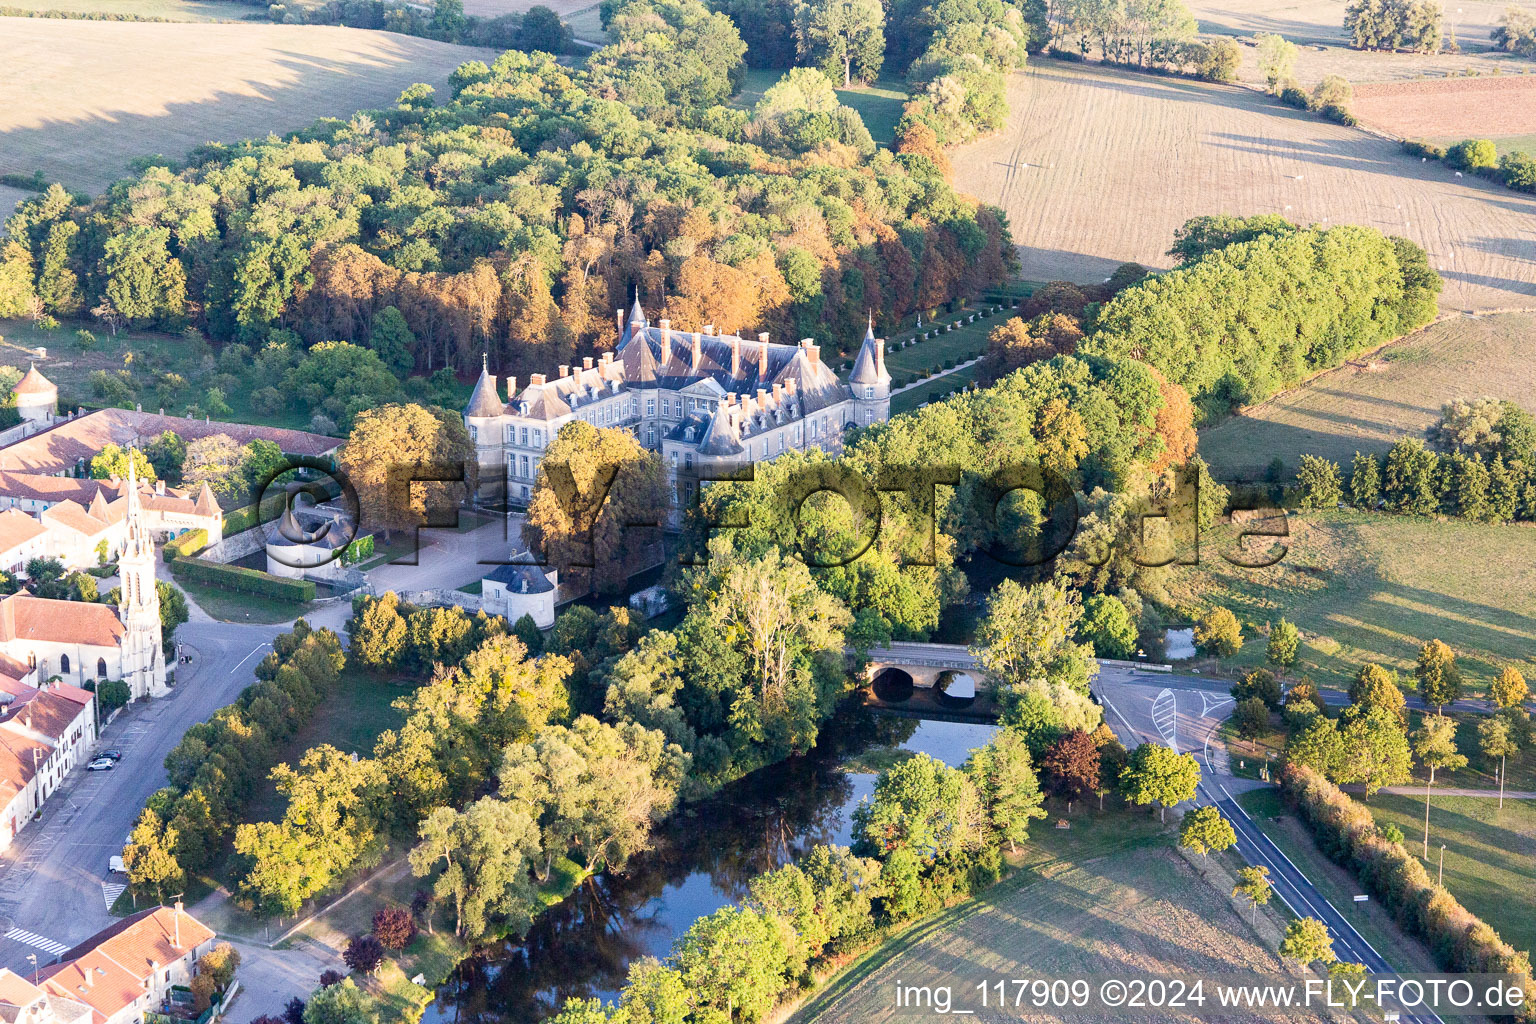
[{"x1": 0, "y1": 0, "x2": 1015, "y2": 396}]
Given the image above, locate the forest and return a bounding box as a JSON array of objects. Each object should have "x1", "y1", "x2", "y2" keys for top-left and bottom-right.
[{"x1": 0, "y1": 0, "x2": 1016, "y2": 395}]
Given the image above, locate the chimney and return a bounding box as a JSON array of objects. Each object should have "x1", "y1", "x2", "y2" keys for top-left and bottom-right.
[
  {"x1": 601, "y1": 352, "x2": 613, "y2": 366},
  {"x1": 659, "y1": 320, "x2": 672, "y2": 367},
  {"x1": 530, "y1": 373, "x2": 546, "y2": 386},
  {"x1": 758, "y1": 339, "x2": 769, "y2": 379},
  {"x1": 772, "y1": 383, "x2": 783, "y2": 405},
  {"x1": 730, "y1": 336, "x2": 741, "y2": 378},
  {"x1": 785, "y1": 378, "x2": 797, "y2": 396},
  {"x1": 703, "y1": 324, "x2": 714, "y2": 336},
  {"x1": 174, "y1": 898, "x2": 182, "y2": 948},
  {"x1": 505, "y1": 376, "x2": 517, "y2": 397},
  {"x1": 806, "y1": 343, "x2": 820, "y2": 368},
  {"x1": 616, "y1": 309, "x2": 624, "y2": 334},
  {"x1": 691, "y1": 332, "x2": 702, "y2": 373},
  {"x1": 875, "y1": 339, "x2": 887, "y2": 377},
  {"x1": 558, "y1": 365, "x2": 569, "y2": 379},
  {"x1": 756, "y1": 387, "x2": 768, "y2": 408},
  {"x1": 583, "y1": 356, "x2": 593, "y2": 371}
]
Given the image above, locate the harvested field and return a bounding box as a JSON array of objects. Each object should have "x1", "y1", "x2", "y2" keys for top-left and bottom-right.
[
  {"x1": 1199, "y1": 312, "x2": 1536, "y2": 479},
  {"x1": 0, "y1": 0, "x2": 233, "y2": 18},
  {"x1": 0, "y1": 18, "x2": 493, "y2": 192},
  {"x1": 1353, "y1": 75, "x2": 1536, "y2": 140},
  {"x1": 1189, "y1": 0, "x2": 1534, "y2": 84},
  {"x1": 952, "y1": 60, "x2": 1536, "y2": 312},
  {"x1": 0, "y1": 186, "x2": 35, "y2": 220},
  {"x1": 793, "y1": 823, "x2": 1342, "y2": 1024}
]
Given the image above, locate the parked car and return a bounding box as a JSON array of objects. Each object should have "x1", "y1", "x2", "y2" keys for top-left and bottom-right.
[
  {"x1": 109, "y1": 855, "x2": 126, "y2": 874},
  {"x1": 97, "y1": 749, "x2": 123, "y2": 761},
  {"x1": 86, "y1": 757, "x2": 115, "y2": 771}
]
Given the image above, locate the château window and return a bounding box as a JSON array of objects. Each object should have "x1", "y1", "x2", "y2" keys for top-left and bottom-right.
[
  {"x1": 647, "y1": 399, "x2": 656, "y2": 417},
  {"x1": 469, "y1": 425, "x2": 478, "y2": 442},
  {"x1": 520, "y1": 427, "x2": 529, "y2": 446},
  {"x1": 647, "y1": 427, "x2": 656, "y2": 446},
  {"x1": 98, "y1": 658, "x2": 107, "y2": 678},
  {"x1": 864, "y1": 386, "x2": 873, "y2": 399},
  {"x1": 60, "y1": 654, "x2": 70, "y2": 676}
]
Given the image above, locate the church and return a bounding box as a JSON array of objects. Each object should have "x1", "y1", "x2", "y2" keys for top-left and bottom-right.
[
  {"x1": 465, "y1": 298, "x2": 893, "y2": 513},
  {"x1": 0, "y1": 459, "x2": 164, "y2": 699}
]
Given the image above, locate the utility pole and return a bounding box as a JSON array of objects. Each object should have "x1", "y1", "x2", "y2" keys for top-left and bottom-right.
[
  {"x1": 27, "y1": 954, "x2": 37, "y2": 986},
  {"x1": 1438, "y1": 844, "x2": 1446, "y2": 887}
]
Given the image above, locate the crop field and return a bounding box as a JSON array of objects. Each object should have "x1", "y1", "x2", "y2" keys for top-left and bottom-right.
[
  {"x1": 1366, "y1": 795, "x2": 1536, "y2": 956},
  {"x1": 1199, "y1": 312, "x2": 1536, "y2": 480},
  {"x1": 462, "y1": 0, "x2": 591, "y2": 19},
  {"x1": 952, "y1": 60, "x2": 1536, "y2": 313},
  {"x1": 1188, "y1": 0, "x2": 1534, "y2": 85},
  {"x1": 794, "y1": 811, "x2": 1344, "y2": 1024},
  {"x1": 1, "y1": 0, "x2": 233, "y2": 18},
  {"x1": 0, "y1": 17, "x2": 493, "y2": 193},
  {"x1": 1352, "y1": 76, "x2": 1536, "y2": 140},
  {"x1": 1168, "y1": 510, "x2": 1536, "y2": 696}
]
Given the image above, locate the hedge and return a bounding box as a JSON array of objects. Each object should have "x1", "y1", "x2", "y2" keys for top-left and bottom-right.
[
  {"x1": 162, "y1": 528, "x2": 209, "y2": 563},
  {"x1": 1279, "y1": 763, "x2": 1535, "y2": 1017},
  {"x1": 170, "y1": 556, "x2": 316, "y2": 603},
  {"x1": 224, "y1": 475, "x2": 341, "y2": 536}
]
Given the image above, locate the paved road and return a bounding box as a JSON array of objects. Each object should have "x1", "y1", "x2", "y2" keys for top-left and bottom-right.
[
  {"x1": 0, "y1": 621, "x2": 285, "y2": 970},
  {"x1": 1095, "y1": 667, "x2": 1444, "y2": 1024}
]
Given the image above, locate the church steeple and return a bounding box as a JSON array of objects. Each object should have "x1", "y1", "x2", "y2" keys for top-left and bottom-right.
[{"x1": 117, "y1": 452, "x2": 166, "y2": 700}]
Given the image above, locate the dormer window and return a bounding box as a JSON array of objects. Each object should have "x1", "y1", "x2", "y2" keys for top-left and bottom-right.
[{"x1": 519, "y1": 402, "x2": 530, "y2": 415}]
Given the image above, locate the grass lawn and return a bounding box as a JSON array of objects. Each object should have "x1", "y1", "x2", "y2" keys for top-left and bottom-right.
[
  {"x1": 1168, "y1": 509, "x2": 1536, "y2": 698},
  {"x1": 891, "y1": 364, "x2": 979, "y2": 416},
  {"x1": 1219, "y1": 715, "x2": 1286, "y2": 781},
  {"x1": 833, "y1": 78, "x2": 908, "y2": 145},
  {"x1": 242, "y1": 666, "x2": 417, "y2": 824},
  {"x1": 1401, "y1": 707, "x2": 1536, "y2": 794},
  {"x1": 1365, "y1": 793, "x2": 1536, "y2": 956},
  {"x1": 176, "y1": 577, "x2": 311, "y2": 624},
  {"x1": 1236, "y1": 789, "x2": 1441, "y2": 974}
]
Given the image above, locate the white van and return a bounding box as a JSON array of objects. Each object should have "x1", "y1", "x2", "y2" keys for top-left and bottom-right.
[{"x1": 109, "y1": 855, "x2": 126, "y2": 874}]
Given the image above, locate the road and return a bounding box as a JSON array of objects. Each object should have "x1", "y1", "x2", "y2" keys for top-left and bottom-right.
[
  {"x1": 1094, "y1": 666, "x2": 1444, "y2": 1024},
  {"x1": 0, "y1": 621, "x2": 285, "y2": 969}
]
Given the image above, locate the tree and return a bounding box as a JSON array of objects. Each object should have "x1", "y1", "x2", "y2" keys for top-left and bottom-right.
[
  {"x1": 303, "y1": 979, "x2": 377, "y2": 1024},
  {"x1": 1264, "y1": 619, "x2": 1300, "y2": 676},
  {"x1": 1178, "y1": 805, "x2": 1236, "y2": 861},
  {"x1": 1491, "y1": 666, "x2": 1529, "y2": 710},
  {"x1": 91, "y1": 443, "x2": 156, "y2": 483},
  {"x1": 1412, "y1": 714, "x2": 1467, "y2": 858},
  {"x1": 962, "y1": 729, "x2": 1047, "y2": 852},
  {"x1": 525, "y1": 421, "x2": 667, "y2": 596},
  {"x1": 348, "y1": 592, "x2": 410, "y2": 669},
  {"x1": 1118, "y1": 743, "x2": 1200, "y2": 822},
  {"x1": 197, "y1": 943, "x2": 240, "y2": 990},
  {"x1": 1383, "y1": 439, "x2": 1439, "y2": 515},
  {"x1": 1447, "y1": 138, "x2": 1498, "y2": 172},
  {"x1": 520, "y1": 5, "x2": 572, "y2": 51},
  {"x1": 368, "y1": 306, "x2": 416, "y2": 377},
  {"x1": 792, "y1": 0, "x2": 885, "y2": 86},
  {"x1": 372, "y1": 907, "x2": 417, "y2": 950},
  {"x1": 123, "y1": 807, "x2": 183, "y2": 903},
  {"x1": 1233, "y1": 864, "x2": 1273, "y2": 926},
  {"x1": 1477, "y1": 715, "x2": 1519, "y2": 809},
  {"x1": 1338, "y1": 707, "x2": 1412, "y2": 797},
  {"x1": 853, "y1": 752, "x2": 980, "y2": 858},
  {"x1": 972, "y1": 578, "x2": 1095, "y2": 692},
  {"x1": 342, "y1": 934, "x2": 386, "y2": 974},
  {"x1": 1095, "y1": 736, "x2": 1127, "y2": 810},
  {"x1": 407, "y1": 797, "x2": 542, "y2": 939},
  {"x1": 1256, "y1": 33, "x2": 1298, "y2": 91},
  {"x1": 181, "y1": 434, "x2": 246, "y2": 504},
  {"x1": 1232, "y1": 667, "x2": 1282, "y2": 709},
  {"x1": 1286, "y1": 714, "x2": 1345, "y2": 778},
  {"x1": 1233, "y1": 697, "x2": 1271, "y2": 740},
  {"x1": 673, "y1": 906, "x2": 788, "y2": 1024},
  {"x1": 1194, "y1": 606, "x2": 1242, "y2": 659},
  {"x1": 1350, "y1": 663, "x2": 1407, "y2": 726},
  {"x1": 1349, "y1": 451, "x2": 1381, "y2": 508},
  {"x1": 340, "y1": 404, "x2": 475, "y2": 543},
  {"x1": 1078, "y1": 593, "x2": 1137, "y2": 660},
  {"x1": 1279, "y1": 917, "x2": 1336, "y2": 966},
  {"x1": 1296, "y1": 455, "x2": 1342, "y2": 510},
  {"x1": 1039, "y1": 729, "x2": 1100, "y2": 813},
  {"x1": 1416, "y1": 639, "x2": 1462, "y2": 713}
]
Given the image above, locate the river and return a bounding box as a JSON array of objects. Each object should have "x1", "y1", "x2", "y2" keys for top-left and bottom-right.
[{"x1": 422, "y1": 709, "x2": 998, "y2": 1023}]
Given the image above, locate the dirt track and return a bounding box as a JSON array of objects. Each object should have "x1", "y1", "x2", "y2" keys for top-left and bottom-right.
[{"x1": 953, "y1": 60, "x2": 1536, "y2": 313}]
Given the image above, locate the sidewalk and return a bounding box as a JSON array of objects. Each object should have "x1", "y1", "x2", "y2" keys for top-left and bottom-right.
[{"x1": 1343, "y1": 785, "x2": 1536, "y2": 799}]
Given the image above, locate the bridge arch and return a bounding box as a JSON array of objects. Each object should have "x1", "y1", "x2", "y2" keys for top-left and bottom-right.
[
  {"x1": 870, "y1": 667, "x2": 915, "y2": 703},
  {"x1": 934, "y1": 670, "x2": 977, "y2": 710}
]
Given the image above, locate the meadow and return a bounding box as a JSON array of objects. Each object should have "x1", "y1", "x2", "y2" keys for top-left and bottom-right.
[
  {"x1": 1199, "y1": 312, "x2": 1536, "y2": 481},
  {"x1": 952, "y1": 59, "x2": 1536, "y2": 313},
  {"x1": 1168, "y1": 510, "x2": 1536, "y2": 697},
  {"x1": 1367, "y1": 794, "x2": 1536, "y2": 956},
  {"x1": 0, "y1": 17, "x2": 493, "y2": 194}
]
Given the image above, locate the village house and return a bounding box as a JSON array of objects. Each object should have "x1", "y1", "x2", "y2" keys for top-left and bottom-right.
[
  {"x1": 36, "y1": 906, "x2": 217, "y2": 1024},
  {"x1": 0, "y1": 679, "x2": 96, "y2": 850},
  {"x1": 0, "y1": 967, "x2": 93, "y2": 1024}
]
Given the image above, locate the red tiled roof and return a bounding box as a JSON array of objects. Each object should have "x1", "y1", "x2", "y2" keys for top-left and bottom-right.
[
  {"x1": 0, "y1": 595, "x2": 124, "y2": 648},
  {"x1": 0, "y1": 410, "x2": 337, "y2": 475},
  {"x1": 0, "y1": 510, "x2": 47, "y2": 555},
  {"x1": 41, "y1": 907, "x2": 217, "y2": 1022},
  {"x1": 41, "y1": 501, "x2": 110, "y2": 539},
  {"x1": 12, "y1": 366, "x2": 57, "y2": 398}
]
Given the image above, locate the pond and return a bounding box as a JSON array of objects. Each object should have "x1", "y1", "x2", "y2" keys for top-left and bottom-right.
[{"x1": 423, "y1": 710, "x2": 998, "y2": 1023}]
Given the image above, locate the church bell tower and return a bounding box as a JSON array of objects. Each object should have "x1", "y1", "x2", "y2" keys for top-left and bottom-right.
[{"x1": 118, "y1": 456, "x2": 167, "y2": 698}]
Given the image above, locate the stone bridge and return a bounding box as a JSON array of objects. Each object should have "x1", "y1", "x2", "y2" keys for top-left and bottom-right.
[{"x1": 854, "y1": 641, "x2": 992, "y2": 715}]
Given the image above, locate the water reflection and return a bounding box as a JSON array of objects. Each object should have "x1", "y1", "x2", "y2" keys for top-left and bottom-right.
[{"x1": 426, "y1": 710, "x2": 997, "y2": 1023}]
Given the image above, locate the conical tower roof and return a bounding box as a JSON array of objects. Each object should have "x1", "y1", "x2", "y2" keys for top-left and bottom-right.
[
  {"x1": 464, "y1": 354, "x2": 503, "y2": 418},
  {"x1": 13, "y1": 363, "x2": 56, "y2": 396},
  {"x1": 848, "y1": 316, "x2": 890, "y2": 387}
]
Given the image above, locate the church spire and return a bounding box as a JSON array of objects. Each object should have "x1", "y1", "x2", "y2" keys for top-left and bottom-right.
[{"x1": 117, "y1": 448, "x2": 165, "y2": 700}]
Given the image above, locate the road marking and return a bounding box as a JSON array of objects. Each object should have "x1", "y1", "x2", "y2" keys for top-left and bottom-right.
[
  {"x1": 4, "y1": 927, "x2": 69, "y2": 957},
  {"x1": 1151, "y1": 687, "x2": 1179, "y2": 752},
  {"x1": 1200, "y1": 691, "x2": 1233, "y2": 716},
  {"x1": 101, "y1": 882, "x2": 126, "y2": 911},
  {"x1": 231, "y1": 642, "x2": 271, "y2": 673}
]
